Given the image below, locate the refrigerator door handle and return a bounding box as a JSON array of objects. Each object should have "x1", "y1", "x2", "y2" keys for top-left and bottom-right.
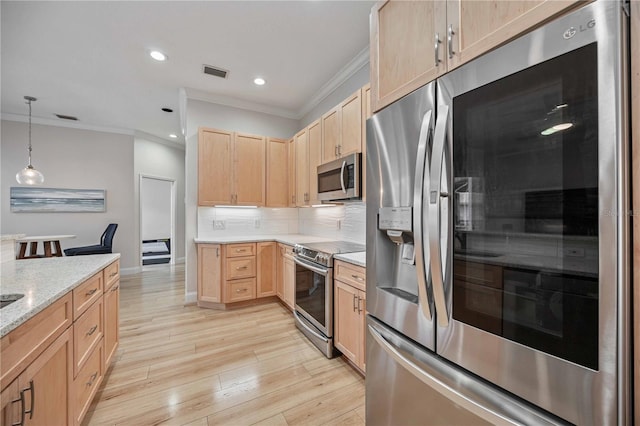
[
  {"x1": 413, "y1": 109, "x2": 433, "y2": 320},
  {"x1": 428, "y1": 105, "x2": 450, "y2": 327},
  {"x1": 368, "y1": 323, "x2": 516, "y2": 426}
]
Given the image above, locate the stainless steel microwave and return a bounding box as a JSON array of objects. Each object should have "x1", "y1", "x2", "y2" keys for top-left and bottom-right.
[{"x1": 317, "y1": 153, "x2": 361, "y2": 202}]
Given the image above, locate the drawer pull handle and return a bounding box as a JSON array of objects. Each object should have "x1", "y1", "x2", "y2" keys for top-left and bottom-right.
[
  {"x1": 109, "y1": 271, "x2": 118, "y2": 278},
  {"x1": 87, "y1": 372, "x2": 98, "y2": 387},
  {"x1": 236, "y1": 288, "x2": 248, "y2": 293},
  {"x1": 86, "y1": 288, "x2": 98, "y2": 296},
  {"x1": 111, "y1": 285, "x2": 119, "y2": 292},
  {"x1": 236, "y1": 266, "x2": 248, "y2": 270},
  {"x1": 235, "y1": 249, "x2": 246, "y2": 253},
  {"x1": 351, "y1": 274, "x2": 365, "y2": 282},
  {"x1": 87, "y1": 325, "x2": 98, "y2": 336}
]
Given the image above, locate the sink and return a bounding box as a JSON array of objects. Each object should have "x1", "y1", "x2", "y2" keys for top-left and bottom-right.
[
  {"x1": 0, "y1": 294, "x2": 24, "y2": 309},
  {"x1": 455, "y1": 251, "x2": 502, "y2": 258}
]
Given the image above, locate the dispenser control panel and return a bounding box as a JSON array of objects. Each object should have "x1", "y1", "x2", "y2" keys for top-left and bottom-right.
[{"x1": 379, "y1": 207, "x2": 412, "y2": 232}]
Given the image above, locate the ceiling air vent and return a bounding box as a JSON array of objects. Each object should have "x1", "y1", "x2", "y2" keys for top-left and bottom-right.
[
  {"x1": 203, "y1": 64, "x2": 228, "y2": 79},
  {"x1": 55, "y1": 114, "x2": 78, "y2": 121}
]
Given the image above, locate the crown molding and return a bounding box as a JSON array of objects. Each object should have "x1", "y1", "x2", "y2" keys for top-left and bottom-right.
[
  {"x1": 183, "y1": 88, "x2": 300, "y2": 120},
  {"x1": 183, "y1": 44, "x2": 370, "y2": 121},
  {"x1": 134, "y1": 130, "x2": 185, "y2": 151},
  {"x1": 1, "y1": 113, "x2": 135, "y2": 136},
  {"x1": 297, "y1": 45, "x2": 369, "y2": 119}
]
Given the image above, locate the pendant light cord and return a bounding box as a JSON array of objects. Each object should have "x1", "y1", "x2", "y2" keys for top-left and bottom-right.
[{"x1": 27, "y1": 98, "x2": 33, "y2": 167}]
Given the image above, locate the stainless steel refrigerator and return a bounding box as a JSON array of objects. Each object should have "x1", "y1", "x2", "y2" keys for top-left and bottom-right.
[{"x1": 365, "y1": 1, "x2": 631, "y2": 424}]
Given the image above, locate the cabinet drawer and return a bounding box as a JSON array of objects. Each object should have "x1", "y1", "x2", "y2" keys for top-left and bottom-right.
[
  {"x1": 73, "y1": 272, "x2": 103, "y2": 320},
  {"x1": 226, "y1": 257, "x2": 256, "y2": 280},
  {"x1": 74, "y1": 297, "x2": 103, "y2": 377},
  {"x1": 226, "y1": 243, "x2": 256, "y2": 258},
  {"x1": 74, "y1": 339, "x2": 103, "y2": 425},
  {"x1": 334, "y1": 260, "x2": 366, "y2": 291},
  {"x1": 225, "y1": 278, "x2": 256, "y2": 303},
  {"x1": 0, "y1": 293, "x2": 72, "y2": 389},
  {"x1": 103, "y1": 260, "x2": 120, "y2": 291}
]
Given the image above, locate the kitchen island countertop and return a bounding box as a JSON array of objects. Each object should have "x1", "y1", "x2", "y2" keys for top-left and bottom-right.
[{"x1": 0, "y1": 253, "x2": 120, "y2": 337}]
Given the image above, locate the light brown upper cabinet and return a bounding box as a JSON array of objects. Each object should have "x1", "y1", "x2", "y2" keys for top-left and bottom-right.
[
  {"x1": 266, "y1": 137, "x2": 288, "y2": 207},
  {"x1": 370, "y1": 0, "x2": 582, "y2": 112},
  {"x1": 287, "y1": 138, "x2": 297, "y2": 207},
  {"x1": 307, "y1": 119, "x2": 322, "y2": 205},
  {"x1": 295, "y1": 129, "x2": 309, "y2": 207},
  {"x1": 198, "y1": 128, "x2": 233, "y2": 205},
  {"x1": 198, "y1": 128, "x2": 266, "y2": 206},
  {"x1": 321, "y1": 89, "x2": 363, "y2": 163}
]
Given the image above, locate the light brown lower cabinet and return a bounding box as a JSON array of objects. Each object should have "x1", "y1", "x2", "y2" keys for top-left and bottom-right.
[
  {"x1": 0, "y1": 259, "x2": 119, "y2": 426},
  {"x1": 197, "y1": 244, "x2": 222, "y2": 304},
  {"x1": 257, "y1": 242, "x2": 277, "y2": 297},
  {"x1": 282, "y1": 247, "x2": 296, "y2": 310},
  {"x1": 334, "y1": 260, "x2": 366, "y2": 373}
]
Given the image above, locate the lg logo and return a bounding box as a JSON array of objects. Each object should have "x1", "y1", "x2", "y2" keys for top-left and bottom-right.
[{"x1": 563, "y1": 19, "x2": 596, "y2": 39}]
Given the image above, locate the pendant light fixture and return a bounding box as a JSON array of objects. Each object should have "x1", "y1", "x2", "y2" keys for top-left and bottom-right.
[{"x1": 15, "y1": 96, "x2": 44, "y2": 185}]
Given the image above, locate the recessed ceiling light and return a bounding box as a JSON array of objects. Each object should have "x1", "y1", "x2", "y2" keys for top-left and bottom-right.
[
  {"x1": 253, "y1": 77, "x2": 266, "y2": 86},
  {"x1": 150, "y1": 50, "x2": 167, "y2": 61},
  {"x1": 169, "y1": 134, "x2": 178, "y2": 139}
]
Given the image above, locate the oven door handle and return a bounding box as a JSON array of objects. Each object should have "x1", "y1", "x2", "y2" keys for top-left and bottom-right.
[
  {"x1": 295, "y1": 312, "x2": 329, "y2": 342},
  {"x1": 293, "y1": 256, "x2": 329, "y2": 276}
]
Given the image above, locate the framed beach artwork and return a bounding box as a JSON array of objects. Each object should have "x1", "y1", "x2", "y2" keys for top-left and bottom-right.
[{"x1": 10, "y1": 187, "x2": 106, "y2": 213}]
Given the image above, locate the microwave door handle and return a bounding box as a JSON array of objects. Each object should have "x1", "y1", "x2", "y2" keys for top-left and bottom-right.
[
  {"x1": 428, "y1": 105, "x2": 450, "y2": 327},
  {"x1": 413, "y1": 109, "x2": 433, "y2": 321},
  {"x1": 340, "y1": 160, "x2": 347, "y2": 193}
]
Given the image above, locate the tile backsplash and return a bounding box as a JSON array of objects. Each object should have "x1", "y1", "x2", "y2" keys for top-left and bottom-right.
[{"x1": 197, "y1": 202, "x2": 366, "y2": 244}]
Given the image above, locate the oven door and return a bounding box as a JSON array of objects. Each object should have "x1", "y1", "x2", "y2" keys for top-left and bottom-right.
[
  {"x1": 293, "y1": 256, "x2": 333, "y2": 337},
  {"x1": 429, "y1": 1, "x2": 629, "y2": 424}
]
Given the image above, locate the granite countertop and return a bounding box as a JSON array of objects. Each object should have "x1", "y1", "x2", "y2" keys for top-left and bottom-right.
[
  {"x1": 1, "y1": 234, "x2": 25, "y2": 241},
  {"x1": 194, "y1": 234, "x2": 337, "y2": 246},
  {"x1": 0, "y1": 253, "x2": 120, "y2": 337},
  {"x1": 334, "y1": 251, "x2": 366, "y2": 268}
]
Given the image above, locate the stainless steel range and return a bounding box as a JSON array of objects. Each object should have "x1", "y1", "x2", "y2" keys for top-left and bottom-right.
[{"x1": 293, "y1": 241, "x2": 365, "y2": 358}]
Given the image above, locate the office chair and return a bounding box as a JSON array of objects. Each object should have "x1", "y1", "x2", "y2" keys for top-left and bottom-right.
[{"x1": 64, "y1": 223, "x2": 118, "y2": 256}]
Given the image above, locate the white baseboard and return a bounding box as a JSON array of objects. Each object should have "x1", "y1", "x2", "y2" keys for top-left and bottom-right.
[{"x1": 184, "y1": 291, "x2": 197, "y2": 305}]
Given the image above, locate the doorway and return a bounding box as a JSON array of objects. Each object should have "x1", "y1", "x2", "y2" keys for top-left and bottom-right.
[{"x1": 140, "y1": 175, "x2": 175, "y2": 266}]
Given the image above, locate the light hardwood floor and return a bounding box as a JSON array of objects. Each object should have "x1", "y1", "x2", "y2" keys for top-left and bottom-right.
[{"x1": 83, "y1": 264, "x2": 365, "y2": 426}]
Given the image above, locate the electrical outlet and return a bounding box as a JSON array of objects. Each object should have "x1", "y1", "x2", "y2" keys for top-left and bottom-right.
[
  {"x1": 336, "y1": 219, "x2": 342, "y2": 230},
  {"x1": 213, "y1": 220, "x2": 226, "y2": 230},
  {"x1": 254, "y1": 220, "x2": 261, "y2": 228}
]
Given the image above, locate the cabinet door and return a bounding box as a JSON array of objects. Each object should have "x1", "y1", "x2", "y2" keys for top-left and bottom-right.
[
  {"x1": 1, "y1": 380, "x2": 20, "y2": 426},
  {"x1": 20, "y1": 327, "x2": 73, "y2": 426},
  {"x1": 198, "y1": 128, "x2": 233, "y2": 205},
  {"x1": 234, "y1": 133, "x2": 266, "y2": 206},
  {"x1": 295, "y1": 129, "x2": 309, "y2": 207},
  {"x1": 362, "y1": 84, "x2": 371, "y2": 202},
  {"x1": 371, "y1": 0, "x2": 446, "y2": 112},
  {"x1": 257, "y1": 242, "x2": 277, "y2": 298},
  {"x1": 321, "y1": 108, "x2": 340, "y2": 163},
  {"x1": 307, "y1": 120, "x2": 322, "y2": 205},
  {"x1": 447, "y1": 0, "x2": 581, "y2": 71},
  {"x1": 197, "y1": 244, "x2": 222, "y2": 304},
  {"x1": 283, "y1": 256, "x2": 296, "y2": 310},
  {"x1": 340, "y1": 89, "x2": 363, "y2": 157},
  {"x1": 287, "y1": 138, "x2": 297, "y2": 207},
  {"x1": 334, "y1": 280, "x2": 360, "y2": 365},
  {"x1": 266, "y1": 138, "x2": 289, "y2": 207},
  {"x1": 104, "y1": 280, "x2": 119, "y2": 367},
  {"x1": 276, "y1": 245, "x2": 285, "y2": 300}
]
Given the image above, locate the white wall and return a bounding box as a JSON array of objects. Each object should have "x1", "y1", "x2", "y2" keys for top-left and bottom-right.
[
  {"x1": 134, "y1": 137, "x2": 185, "y2": 264},
  {"x1": 0, "y1": 120, "x2": 136, "y2": 268},
  {"x1": 185, "y1": 100, "x2": 300, "y2": 302},
  {"x1": 298, "y1": 63, "x2": 370, "y2": 128}
]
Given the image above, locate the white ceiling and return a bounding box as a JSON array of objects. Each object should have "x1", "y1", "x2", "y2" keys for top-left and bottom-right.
[{"x1": 1, "y1": 1, "x2": 374, "y2": 144}]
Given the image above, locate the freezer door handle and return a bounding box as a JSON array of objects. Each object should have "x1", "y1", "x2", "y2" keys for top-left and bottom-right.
[
  {"x1": 428, "y1": 105, "x2": 450, "y2": 327},
  {"x1": 413, "y1": 109, "x2": 433, "y2": 321},
  {"x1": 368, "y1": 323, "x2": 517, "y2": 425}
]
